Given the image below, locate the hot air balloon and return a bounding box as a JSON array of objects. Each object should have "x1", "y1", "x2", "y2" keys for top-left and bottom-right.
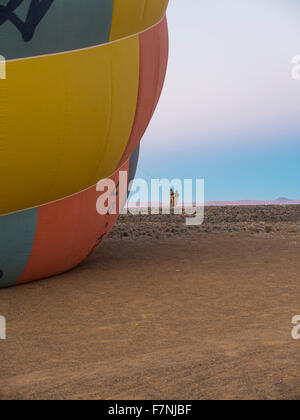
[{"x1": 0, "y1": 0, "x2": 169, "y2": 288}]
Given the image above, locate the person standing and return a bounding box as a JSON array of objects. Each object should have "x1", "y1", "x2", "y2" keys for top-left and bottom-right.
[{"x1": 170, "y1": 188, "x2": 175, "y2": 209}]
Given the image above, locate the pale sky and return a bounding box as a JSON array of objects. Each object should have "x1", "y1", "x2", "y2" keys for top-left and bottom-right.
[{"x1": 135, "y1": 0, "x2": 300, "y2": 201}]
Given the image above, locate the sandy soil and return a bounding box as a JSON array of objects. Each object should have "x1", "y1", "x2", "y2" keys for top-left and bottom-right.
[{"x1": 1, "y1": 206, "x2": 300, "y2": 400}]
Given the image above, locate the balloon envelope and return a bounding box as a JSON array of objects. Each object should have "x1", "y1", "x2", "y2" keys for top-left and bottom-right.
[{"x1": 0, "y1": 0, "x2": 169, "y2": 288}]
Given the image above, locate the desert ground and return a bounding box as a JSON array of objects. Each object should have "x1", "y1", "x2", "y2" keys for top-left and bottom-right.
[{"x1": 1, "y1": 205, "x2": 300, "y2": 400}]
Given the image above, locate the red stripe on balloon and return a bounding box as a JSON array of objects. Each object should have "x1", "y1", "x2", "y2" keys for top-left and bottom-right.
[{"x1": 118, "y1": 16, "x2": 169, "y2": 166}]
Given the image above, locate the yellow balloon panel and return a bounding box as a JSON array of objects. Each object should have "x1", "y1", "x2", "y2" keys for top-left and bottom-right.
[
  {"x1": 0, "y1": 37, "x2": 139, "y2": 215},
  {"x1": 110, "y1": 0, "x2": 169, "y2": 41}
]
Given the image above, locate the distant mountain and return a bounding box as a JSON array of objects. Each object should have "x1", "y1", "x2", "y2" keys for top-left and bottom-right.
[{"x1": 276, "y1": 197, "x2": 290, "y2": 203}]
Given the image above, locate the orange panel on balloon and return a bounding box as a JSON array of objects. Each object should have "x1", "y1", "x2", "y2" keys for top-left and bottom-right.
[{"x1": 17, "y1": 159, "x2": 131, "y2": 285}]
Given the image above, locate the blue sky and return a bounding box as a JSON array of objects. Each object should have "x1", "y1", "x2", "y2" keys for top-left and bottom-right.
[{"x1": 134, "y1": 0, "x2": 300, "y2": 202}]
